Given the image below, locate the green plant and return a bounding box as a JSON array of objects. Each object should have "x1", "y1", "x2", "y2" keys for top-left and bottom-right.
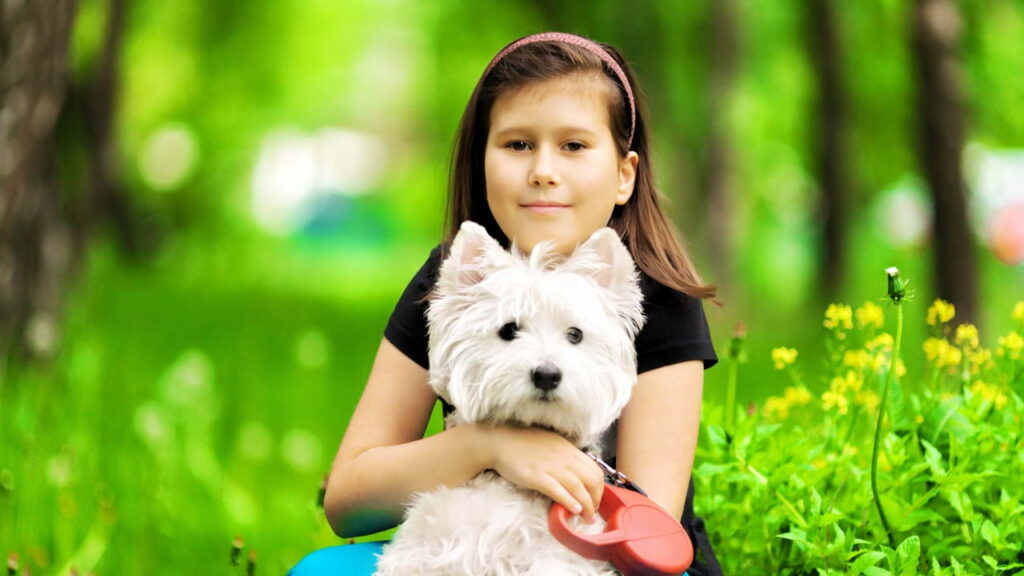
[{"x1": 697, "y1": 272, "x2": 1024, "y2": 575}]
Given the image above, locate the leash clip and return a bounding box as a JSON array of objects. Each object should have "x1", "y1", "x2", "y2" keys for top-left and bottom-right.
[{"x1": 584, "y1": 451, "x2": 648, "y2": 497}]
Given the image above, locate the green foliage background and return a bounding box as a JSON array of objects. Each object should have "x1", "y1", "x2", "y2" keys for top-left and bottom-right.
[{"x1": 2, "y1": 0, "x2": 1023, "y2": 573}]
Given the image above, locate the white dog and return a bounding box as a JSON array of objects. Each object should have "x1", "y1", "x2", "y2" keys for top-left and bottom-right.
[{"x1": 374, "y1": 222, "x2": 645, "y2": 576}]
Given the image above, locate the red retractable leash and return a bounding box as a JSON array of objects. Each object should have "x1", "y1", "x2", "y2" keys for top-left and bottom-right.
[{"x1": 548, "y1": 456, "x2": 693, "y2": 576}]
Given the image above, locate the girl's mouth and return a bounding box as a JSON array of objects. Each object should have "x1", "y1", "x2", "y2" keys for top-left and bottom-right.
[{"x1": 522, "y1": 202, "x2": 570, "y2": 214}]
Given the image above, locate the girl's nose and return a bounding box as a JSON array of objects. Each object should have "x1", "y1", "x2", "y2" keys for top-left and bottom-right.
[{"x1": 529, "y1": 148, "x2": 560, "y2": 187}]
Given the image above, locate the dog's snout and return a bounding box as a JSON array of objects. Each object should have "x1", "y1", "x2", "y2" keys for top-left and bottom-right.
[{"x1": 531, "y1": 363, "x2": 562, "y2": 392}]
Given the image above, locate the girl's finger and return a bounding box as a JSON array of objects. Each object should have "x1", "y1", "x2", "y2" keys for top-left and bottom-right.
[
  {"x1": 555, "y1": 470, "x2": 597, "y2": 522},
  {"x1": 567, "y1": 453, "x2": 605, "y2": 514},
  {"x1": 540, "y1": 474, "x2": 584, "y2": 517}
]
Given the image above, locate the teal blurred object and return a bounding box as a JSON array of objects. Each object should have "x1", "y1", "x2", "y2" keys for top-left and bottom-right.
[
  {"x1": 287, "y1": 541, "x2": 693, "y2": 575},
  {"x1": 288, "y1": 542, "x2": 386, "y2": 575}
]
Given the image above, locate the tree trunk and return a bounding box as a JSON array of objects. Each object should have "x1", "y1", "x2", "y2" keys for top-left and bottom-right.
[
  {"x1": 0, "y1": 0, "x2": 78, "y2": 361},
  {"x1": 807, "y1": 0, "x2": 848, "y2": 300},
  {"x1": 63, "y1": 0, "x2": 142, "y2": 257},
  {"x1": 706, "y1": 0, "x2": 739, "y2": 293},
  {"x1": 912, "y1": 0, "x2": 978, "y2": 325}
]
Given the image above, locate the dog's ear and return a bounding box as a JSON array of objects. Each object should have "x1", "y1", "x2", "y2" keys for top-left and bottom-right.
[
  {"x1": 567, "y1": 228, "x2": 645, "y2": 333},
  {"x1": 569, "y1": 228, "x2": 636, "y2": 292},
  {"x1": 438, "y1": 221, "x2": 510, "y2": 293}
]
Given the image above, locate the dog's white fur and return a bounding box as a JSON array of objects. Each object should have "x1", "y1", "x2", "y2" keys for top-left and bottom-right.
[{"x1": 374, "y1": 222, "x2": 645, "y2": 576}]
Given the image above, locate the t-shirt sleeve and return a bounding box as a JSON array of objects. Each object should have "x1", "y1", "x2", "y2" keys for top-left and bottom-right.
[
  {"x1": 635, "y1": 275, "x2": 718, "y2": 373},
  {"x1": 383, "y1": 246, "x2": 443, "y2": 370}
]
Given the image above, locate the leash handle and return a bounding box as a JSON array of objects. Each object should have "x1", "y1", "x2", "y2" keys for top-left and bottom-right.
[{"x1": 549, "y1": 484, "x2": 693, "y2": 576}]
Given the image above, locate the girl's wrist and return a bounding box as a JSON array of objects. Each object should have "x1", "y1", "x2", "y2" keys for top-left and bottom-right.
[{"x1": 452, "y1": 422, "x2": 498, "y2": 473}]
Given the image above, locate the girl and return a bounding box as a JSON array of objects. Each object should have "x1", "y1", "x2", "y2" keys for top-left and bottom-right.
[{"x1": 292, "y1": 32, "x2": 720, "y2": 575}]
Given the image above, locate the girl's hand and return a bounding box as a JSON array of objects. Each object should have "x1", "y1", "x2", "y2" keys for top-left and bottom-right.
[{"x1": 479, "y1": 425, "x2": 605, "y2": 523}]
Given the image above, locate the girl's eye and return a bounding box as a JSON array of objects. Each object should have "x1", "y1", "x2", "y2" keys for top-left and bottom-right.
[
  {"x1": 498, "y1": 322, "x2": 520, "y2": 341},
  {"x1": 564, "y1": 141, "x2": 585, "y2": 152},
  {"x1": 566, "y1": 327, "x2": 583, "y2": 344},
  {"x1": 506, "y1": 141, "x2": 530, "y2": 152}
]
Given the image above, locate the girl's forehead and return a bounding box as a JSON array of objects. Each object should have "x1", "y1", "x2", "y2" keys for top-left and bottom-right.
[
  {"x1": 497, "y1": 74, "x2": 612, "y2": 107},
  {"x1": 489, "y1": 75, "x2": 614, "y2": 129}
]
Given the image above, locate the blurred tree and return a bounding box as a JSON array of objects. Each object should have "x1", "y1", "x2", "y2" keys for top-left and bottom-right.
[
  {"x1": 706, "y1": 0, "x2": 739, "y2": 292},
  {"x1": 65, "y1": 0, "x2": 145, "y2": 256},
  {"x1": 0, "y1": 0, "x2": 77, "y2": 361},
  {"x1": 807, "y1": 0, "x2": 848, "y2": 299},
  {"x1": 912, "y1": 0, "x2": 978, "y2": 325}
]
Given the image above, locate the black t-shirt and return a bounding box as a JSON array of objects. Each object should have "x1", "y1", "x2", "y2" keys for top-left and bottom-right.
[{"x1": 384, "y1": 245, "x2": 718, "y2": 373}]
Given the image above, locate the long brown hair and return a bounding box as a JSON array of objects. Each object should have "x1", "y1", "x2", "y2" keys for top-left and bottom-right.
[{"x1": 445, "y1": 34, "x2": 715, "y2": 300}]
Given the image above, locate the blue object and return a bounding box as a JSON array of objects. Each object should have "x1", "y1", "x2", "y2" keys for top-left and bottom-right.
[
  {"x1": 289, "y1": 541, "x2": 690, "y2": 575},
  {"x1": 288, "y1": 542, "x2": 386, "y2": 575}
]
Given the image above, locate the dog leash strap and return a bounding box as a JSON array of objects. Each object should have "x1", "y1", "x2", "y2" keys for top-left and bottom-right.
[{"x1": 584, "y1": 451, "x2": 648, "y2": 497}]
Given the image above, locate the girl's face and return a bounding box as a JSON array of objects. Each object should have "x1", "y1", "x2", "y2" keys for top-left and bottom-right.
[{"x1": 484, "y1": 76, "x2": 638, "y2": 255}]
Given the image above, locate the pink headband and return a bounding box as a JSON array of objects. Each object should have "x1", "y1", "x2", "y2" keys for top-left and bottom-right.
[{"x1": 483, "y1": 32, "x2": 636, "y2": 148}]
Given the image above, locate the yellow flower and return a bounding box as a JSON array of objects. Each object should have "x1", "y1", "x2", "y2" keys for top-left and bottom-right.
[
  {"x1": 866, "y1": 333, "x2": 894, "y2": 352},
  {"x1": 968, "y1": 348, "x2": 993, "y2": 373},
  {"x1": 763, "y1": 396, "x2": 791, "y2": 420},
  {"x1": 1014, "y1": 301, "x2": 1024, "y2": 323},
  {"x1": 855, "y1": 302, "x2": 884, "y2": 330},
  {"x1": 927, "y1": 299, "x2": 956, "y2": 327},
  {"x1": 998, "y1": 331, "x2": 1023, "y2": 361},
  {"x1": 821, "y1": 389, "x2": 850, "y2": 415},
  {"x1": 955, "y1": 324, "x2": 980, "y2": 350},
  {"x1": 970, "y1": 380, "x2": 1008, "y2": 410},
  {"x1": 772, "y1": 347, "x2": 799, "y2": 370},
  {"x1": 824, "y1": 304, "x2": 854, "y2": 332},
  {"x1": 830, "y1": 370, "x2": 863, "y2": 394},
  {"x1": 924, "y1": 337, "x2": 962, "y2": 369},
  {"x1": 856, "y1": 389, "x2": 881, "y2": 411},
  {"x1": 783, "y1": 386, "x2": 813, "y2": 406},
  {"x1": 843, "y1": 349, "x2": 871, "y2": 370}
]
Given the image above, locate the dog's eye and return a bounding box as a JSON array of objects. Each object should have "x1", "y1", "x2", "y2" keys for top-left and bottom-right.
[
  {"x1": 498, "y1": 322, "x2": 519, "y2": 341},
  {"x1": 566, "y1": 327, "x2": 583, "y2": 344}
]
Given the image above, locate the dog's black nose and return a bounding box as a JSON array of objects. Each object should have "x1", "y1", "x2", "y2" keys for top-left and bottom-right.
[{"x1": 531, "y1": 363, "x2": 562, "y2": 392}]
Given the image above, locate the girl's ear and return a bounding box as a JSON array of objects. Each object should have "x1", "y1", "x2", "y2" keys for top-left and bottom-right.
[
  {"x1": 616, "y1": 151, "x2": 639, "y2": 205},
  {"x1": 438, "y1": 221, "x2": 509, "y2": 293}
]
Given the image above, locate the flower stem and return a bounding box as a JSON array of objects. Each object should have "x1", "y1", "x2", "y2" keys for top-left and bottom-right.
[
  {"x1": 871, "y1": 302, "x2": 901, "y2": 548},
  {"x1": 726, "y1": 358, "x2": 737, "y2": 433}
]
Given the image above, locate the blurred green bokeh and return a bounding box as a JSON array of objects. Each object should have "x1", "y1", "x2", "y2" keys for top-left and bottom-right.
[{"x1": 2, "y1": 0, "x2": 1023, "y2": 573}]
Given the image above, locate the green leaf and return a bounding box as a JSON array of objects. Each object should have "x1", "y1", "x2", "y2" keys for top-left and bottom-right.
[
  {"x1": 895, "y1": 536, "x2": 921, "y2": 576},
  {"x1": 920, "y1": 439, "x2": 947, "y2": 477},
  {"x1": 849, "y1": 551, "x2": 887, "y2": 575},
  {"x1": 979, "y1": 519, "x2": 999, "y2": 545}
]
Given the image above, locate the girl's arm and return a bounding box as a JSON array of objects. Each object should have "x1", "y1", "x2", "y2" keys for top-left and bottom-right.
[
  {"x1": 614, "y1": 360, "x2": 704, "y2": 519},
  {"x1": 324, "y1": 338, "x2": 604, "y2": 537}
]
